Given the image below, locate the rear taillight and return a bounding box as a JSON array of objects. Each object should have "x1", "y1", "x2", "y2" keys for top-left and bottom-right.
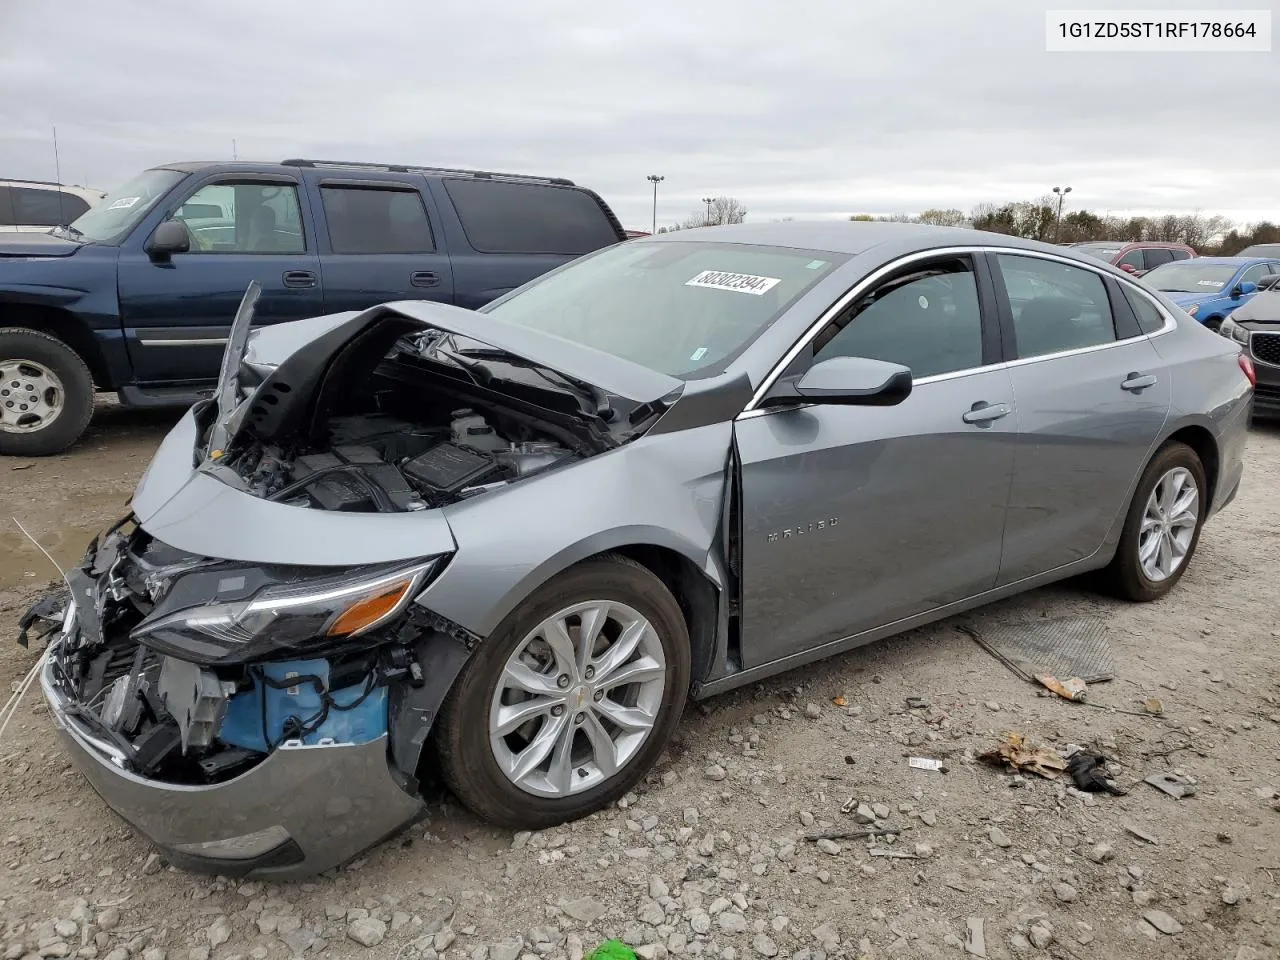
[{"x1": 1238, "y1": 351, "x2": 1256, "y2": 387}]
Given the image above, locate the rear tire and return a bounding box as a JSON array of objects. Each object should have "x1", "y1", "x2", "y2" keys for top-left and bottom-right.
[
  {"x1": 435, "y1": 554, "x2": 690, "y2": 830},
  {"x1": 1203, "y1": 316, "x2": 1223, "y2": 332},
  {"x1": 0, "y1": 328, "x2": 94, "y2": 457},
  {"x1": 1100, "y1": 441, "x2": 1207, "y2": 602}
]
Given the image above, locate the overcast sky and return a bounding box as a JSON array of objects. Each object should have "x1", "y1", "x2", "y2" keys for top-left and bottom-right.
[{"x1": 2, "y1": 0, "x2": 1277, "y2": 230}]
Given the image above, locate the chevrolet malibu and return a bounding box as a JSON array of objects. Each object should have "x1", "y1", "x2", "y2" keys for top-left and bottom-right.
[{"x1": 19, "y1": 222, "x2": 1253, "y2": 879}]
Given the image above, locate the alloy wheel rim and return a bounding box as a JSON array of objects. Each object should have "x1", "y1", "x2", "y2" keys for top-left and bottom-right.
[
  {"x1": 0, "y1": 359, "x2": 65, "y2": 434},
  {"x1": 489, "y1": 600, "x2": 667, "y2": 798},
  {"x1": 1138, "y1": 467, "x2": 1199, "y2": 583}
]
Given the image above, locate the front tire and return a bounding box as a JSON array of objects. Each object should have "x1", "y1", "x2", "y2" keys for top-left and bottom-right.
[
  {"x1": 0, "y1": 328, "x2": 95, "y2": 457},
  {"x1": 435, "y1": 554, "x2": 690, "y2": 830},
  {"x1": 1101, "y1": 441, "x2": 1207, "y2": 602},
  {"x1": 1203, "y1": 316, "x2": 1223, "y2": 333}
]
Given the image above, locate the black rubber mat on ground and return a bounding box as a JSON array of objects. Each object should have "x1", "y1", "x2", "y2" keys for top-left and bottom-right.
[{"x1": 962, "y1": 615, "x2": 1116, "y2": 684}]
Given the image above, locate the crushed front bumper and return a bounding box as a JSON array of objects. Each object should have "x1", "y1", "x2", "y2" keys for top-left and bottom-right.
[{"x1": 39, "y1": 625, "x2": 426, "y2": 880}]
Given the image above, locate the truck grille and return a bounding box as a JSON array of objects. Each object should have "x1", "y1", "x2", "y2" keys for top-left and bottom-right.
[{"x1": 1251, "y1": 332, "x2": 1280, "y2": 367}]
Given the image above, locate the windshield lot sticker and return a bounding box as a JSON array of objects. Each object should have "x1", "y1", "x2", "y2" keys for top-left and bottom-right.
[
  {"x1": 107, "y1": 196, "x2": 141, "y2": 210},
  {"x1": 690, "y1": 346, "x2": 708, "y2": 362},
  {"x1": 686, "y1": 270, "x2": 782, "y2": 295},
  {"x1": 1198, "y1": 280, "x2": 1223, "y2": 286}
]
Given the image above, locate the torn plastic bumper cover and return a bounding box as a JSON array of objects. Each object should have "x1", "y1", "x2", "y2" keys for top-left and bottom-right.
[{"x1": 27, "y1": 521, "x2": 473, "y2": 879}]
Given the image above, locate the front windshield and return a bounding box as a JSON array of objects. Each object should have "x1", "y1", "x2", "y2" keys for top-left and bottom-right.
[
  {"x1": 481, "y1": 240, "x2": 845, "y2": 378},
  {"x1": 63, "y1": 168, "x2": 186, "y2": 244},
  {"x1": 1142, "y1": 262, "x2": 1239, "y2": 293}
]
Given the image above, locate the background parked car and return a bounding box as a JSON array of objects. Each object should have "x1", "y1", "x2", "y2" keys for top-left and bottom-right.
[
  {"x1": 1068, "y1": 240, "x2": 1195, "y2": 276},
  {"x1": 1238, "y1": 242, "x2": 1280, "y2": 258},
  {"x1": 1141, "y1": 256, "x2": 1280, "y2": 330},
  {"x1": 0, "y1": 158, "x2": 627, "y2": 457},
  {"x1": 1219, "y1": 285, "x2": 1280, "y2": 418},
  {"x1": 0, "y1": 179, "x2": 105, "y2": 232}
]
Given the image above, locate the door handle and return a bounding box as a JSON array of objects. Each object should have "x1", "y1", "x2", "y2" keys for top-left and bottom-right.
[
  {"x1": 411, "y1": 271, "x2": 441, "y2": 288},
  {"x1": 282, "y1": 270, "x2": 317, "y2": 289},
  {"x1": 962, "y1": 401, "x2": 1012, "y2": 425},
  {"x1": 1121, "y1": 372, "x2": 1158, "y2": 392}
]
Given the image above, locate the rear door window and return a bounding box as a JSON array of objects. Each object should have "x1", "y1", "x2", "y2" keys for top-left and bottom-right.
[
  {"x1": 443, "y1": 179, "x2": 619, "y2": 255},
  {"x1": 320, "y1": 185, "x2": 435, "y2": 254},
  {"x1": 1143, "y1": 248, "x2": 1175, "y2": 270},
  {"x1": 995, "y1": 254, "x2": 1117, "y2": 358},
  {"x1": 10, "y1": 187, "x2": 90, "y2": 226},
  {"x1": 1170, "y1": 248, "x2": 1193, "y2": 261}
]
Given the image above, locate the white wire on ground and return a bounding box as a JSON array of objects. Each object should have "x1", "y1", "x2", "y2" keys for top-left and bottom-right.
[{"x1": 2, "y1": 517, "x2": 72, "y2": 747}]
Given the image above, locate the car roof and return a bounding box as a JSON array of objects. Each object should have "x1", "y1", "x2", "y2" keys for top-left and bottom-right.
[
  {"x1": 642, "y1": 220, "x2": 1088, "y2": 258},
  {"x1": 1171, "y1": 256, "x2": 1280, "y2": 267},
  {"x1": 150, "y1": 159, "x2": 578, "y2": 187}
]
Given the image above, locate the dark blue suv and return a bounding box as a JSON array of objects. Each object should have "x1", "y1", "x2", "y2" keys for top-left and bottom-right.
[{"x1": 0, "y1": 158, "x2": 627, "y2": 455}]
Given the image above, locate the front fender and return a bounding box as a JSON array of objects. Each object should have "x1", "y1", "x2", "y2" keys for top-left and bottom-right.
[{"x1": 419, "y1": 421, "x2": 734, "y2": 637}]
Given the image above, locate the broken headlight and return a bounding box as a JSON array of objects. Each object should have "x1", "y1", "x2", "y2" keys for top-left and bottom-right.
[{"x1": 131, "y1": 558, "x2": 439, "y2": 665}]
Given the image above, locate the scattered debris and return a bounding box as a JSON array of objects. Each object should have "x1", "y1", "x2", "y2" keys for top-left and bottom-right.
[
  {"x1": 1123, "y1": 823, "x2": 1160, "y2": 845},
  {"x1": 905, "y1": 697, "x2": 929, "y2": 709},
  {"x1": 1037, "y1": 674, "x2": 1088, "y2": 702},
  {"x1": 1145, "y1": 772, "x2": 1196, "y2": 800},
  {"x1": 978, "y1": 733, "x2": 1068, "y2": 779},
  {"x1": 964, "y1": 918, "x2": 988, "y2": 958},
  {"x1": 1143, "y1": 698, "x2": 1164, "y2": 715},
  {"x1": 1066, "y1": 750, "x2": 1126, "y2": 795},
  {"x1": 831, "y1": 695, "x2": 847, "y2": 707},
  {"x1": 907, "y1": 756, "x2": 947, "y2": 773},
  {"x1": 868, "y1": 847, "x2": 918, "y2": 859},
  {"x1": 962, "y1": 614, "x2": 1115, "y2": 684}
]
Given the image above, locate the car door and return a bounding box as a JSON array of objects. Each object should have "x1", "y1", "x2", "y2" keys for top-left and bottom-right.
[
  {"x1": 117, "y1": 174, "x2": 324, "y2": 384},
  {"x1": 310, "y1": 177, "x2": 455, "y2": 314},
  {"x1": 989, "y1": 251, "x2": 1171, "y2": 585},
  {"x1": 735, "y1": 253, "x2": 1018, "y2": 667}
]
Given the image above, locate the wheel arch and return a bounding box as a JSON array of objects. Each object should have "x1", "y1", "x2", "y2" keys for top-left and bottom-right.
[{"x1": 0, "y1": 302, "x2": 111, "y2": 388}]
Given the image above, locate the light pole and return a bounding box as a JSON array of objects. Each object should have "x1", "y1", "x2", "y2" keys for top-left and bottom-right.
[
  {"x1": 703, "y1": 197, "x2": 714, "y2": 226},
  {"x1": 1052, "y1": 186, "x2": 1072, "y2": 238},
  {"x1": 647, "y1": 174, "x2": 664, "y2": 233}
]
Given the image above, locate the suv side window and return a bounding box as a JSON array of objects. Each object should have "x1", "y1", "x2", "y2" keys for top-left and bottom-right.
[
  {"x1": 812, "y1": 258, "x2": 984, "y2": 379},
  {"x1": 443, "y1": 179, "x2": 620, "y2": 255},
  {"x1": 1144, "y1": 248, "x2": 1175, "y2": 270},
  {"x1": 0, "y1": 187, "x2": 14, "y2": 226},
  {"x1": 995, "y1": 255, "x2": 1117, "y2": 358},
  {"x1": 1116, "y1": 249, "x2": 1144, "y2": 270},
  {"x1": 320, "y1": 185, "x2": 435, "y2": 254},
  {"x1": 1170, "y1": 248, "x2": 1192, "y2": 261},
  {"x1": 11, "y1": 187, "x2": 90, "y2": 226},
  {"x1": 1122, "y1": 286, "x2": 1168, "y2": 335},
  {"x1": 174, "y1": 181, "x2": 306, "y2": 254}
]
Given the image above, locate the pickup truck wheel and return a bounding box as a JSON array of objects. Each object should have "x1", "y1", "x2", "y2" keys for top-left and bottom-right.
[{"x1": 0, "y1": 328, "x2": 95, "y2": 457}]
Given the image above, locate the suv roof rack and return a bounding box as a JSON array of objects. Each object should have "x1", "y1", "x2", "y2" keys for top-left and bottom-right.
[{"x1": 280, "y1": 159, "x2": 575, "y2": 187}]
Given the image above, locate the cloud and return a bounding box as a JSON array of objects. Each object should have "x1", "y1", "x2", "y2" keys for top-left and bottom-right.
[{"x1": 1, "y1": 0, "x2": 1276, "y2": 229}]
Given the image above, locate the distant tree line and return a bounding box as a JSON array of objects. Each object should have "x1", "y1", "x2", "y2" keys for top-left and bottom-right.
[
  {"x1": 849, "y1": 195, "x2": 1279, "y2": 255},
  {"x1": 658, "y1": 196, "x2": 748, "y2": 232}
]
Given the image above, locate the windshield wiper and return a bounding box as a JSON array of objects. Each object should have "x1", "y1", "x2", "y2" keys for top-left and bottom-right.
[
  {"x1": 452, "y1": 347, "x2": 614, "y2": 421},
  {"x1": 50, "y1": 224, "x2": 86, "y2": 241}
]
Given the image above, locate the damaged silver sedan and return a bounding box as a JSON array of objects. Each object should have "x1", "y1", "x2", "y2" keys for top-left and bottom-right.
[{"x1": 19, "y1": 222, "x2": 1252, "y2": 878}]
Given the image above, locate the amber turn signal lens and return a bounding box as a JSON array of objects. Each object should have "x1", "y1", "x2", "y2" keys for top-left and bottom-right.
[{"x1": 326, "y1": 580, "x2": 413, "y2": 636}]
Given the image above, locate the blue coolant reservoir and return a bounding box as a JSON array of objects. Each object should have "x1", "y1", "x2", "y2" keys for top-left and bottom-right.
[{"x1": 217, "y1": 658, "x2": 389, "y2": 753}]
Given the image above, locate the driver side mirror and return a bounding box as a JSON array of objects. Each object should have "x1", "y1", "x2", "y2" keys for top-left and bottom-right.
[
  {"x1": 1234, "y1": 281, "x2": 1258, "y2": 298},
  {"x1": 1118, "y1": 263, "x2": 1139, "y2": 274},
  {"x1": 146, "y1": 219, "x2": 191, "y2": 261},
  {"x1": 760, "y1": 356, "x2": 913, "y2": 408}
]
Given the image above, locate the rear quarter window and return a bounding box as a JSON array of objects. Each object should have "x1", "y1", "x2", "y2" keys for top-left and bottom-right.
[
  {"x1": 443, "y1": 179, "x2": 620, "y2": 255},
  {"x1": 1122, "y1": 286, "x2": 1170, "y2": 335},
  {"x1": 9, "y1": 187, "x2": 89, "y2": 226}
]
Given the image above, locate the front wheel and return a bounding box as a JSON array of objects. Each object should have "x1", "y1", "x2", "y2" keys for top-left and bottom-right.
[
  {"x1": 1203, "y1": 316, "x2": 1223, "y2": 333},
  {"x1": 435, "y1": 554, "x2": 691, "y2": 829},
  {"x1": 1100, "y1": 441, "x2": 1207, "y2": 602},
  {"x1": 0, "y1": 328, "x2": 95, "y2": 456}
]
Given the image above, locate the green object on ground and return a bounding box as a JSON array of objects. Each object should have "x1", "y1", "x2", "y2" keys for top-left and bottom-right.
[{"x1": 586, "y1": 940, "x2": 637, "y2": 960}]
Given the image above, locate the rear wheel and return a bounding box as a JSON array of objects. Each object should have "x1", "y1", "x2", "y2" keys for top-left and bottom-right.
[
  {"x1": 0, "y1": 328, "x2": 94, "y2": 456},
  {"x1": 1100, "y1": 441, "x2": 1207, "y2": 602},
  {"x1": 435, "y1": 554, "x2": 690, "y2": 829},
  {"x1": 1203, "y1": 316, "x2": 1223, "y2": 332}
]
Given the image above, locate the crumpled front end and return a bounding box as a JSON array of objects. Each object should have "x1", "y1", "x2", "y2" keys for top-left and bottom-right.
[{"x1": 26, "y1": 519, "x2": 472, "y2": 879}]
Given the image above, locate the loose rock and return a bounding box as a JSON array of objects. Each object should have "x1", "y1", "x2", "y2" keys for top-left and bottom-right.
[
  {"x1": 348, "y1": 918, "x2": 388, "y2": 948},
  {"x1": 815, "y1": 839, "x2": 841, "y2": 856},
  {"x1": 705, "y1": 764, "x2": 727, "y2": 782},
  {"x1": 752, "y1": 935, "x2": 778, "y2": 958},
  {"x1": 1142, "y1": 910, "x2": 1183, "y2": 936},
  {"x1": 1053, "y1": 882, "x2": 1078, "y2": 903},
  {"x1": 988, "y1": 827, "x2": 1012, "y2": 848}
]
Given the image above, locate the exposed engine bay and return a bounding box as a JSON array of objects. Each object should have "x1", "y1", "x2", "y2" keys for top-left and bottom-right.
[{"x1": 234, "y1": 406, "x2": 578, "y2": 513}]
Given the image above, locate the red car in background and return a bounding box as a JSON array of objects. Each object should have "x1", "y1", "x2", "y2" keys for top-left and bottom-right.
[{"x1": 1067, "y1": 240, "x2": 1196, "y2": 277}]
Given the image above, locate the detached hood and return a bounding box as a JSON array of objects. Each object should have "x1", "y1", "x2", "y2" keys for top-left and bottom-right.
[
  {"x1": 130, "y1": 297, "x2": 685, "y2": 567},
  {"x1": 0, "y1": 232, "x2": 83, "y2": 258}
]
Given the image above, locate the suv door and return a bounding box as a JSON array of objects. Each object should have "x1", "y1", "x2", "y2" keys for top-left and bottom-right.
[
  {"x1": 117, "y1": 175, "x2": 324, "y2": 384},
  {"x1": 735, "y1": 254, "x2": 1017, "y2": 667},
  {"x1": 435, "y1": 178, "x2": 623, "y2": 309},
  {"x1": 989, "y1": 252, "x2": 1171, "y2": 584},
  {"x1": 311, "y1": 178, "x2": 455, "y2": 314}
]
